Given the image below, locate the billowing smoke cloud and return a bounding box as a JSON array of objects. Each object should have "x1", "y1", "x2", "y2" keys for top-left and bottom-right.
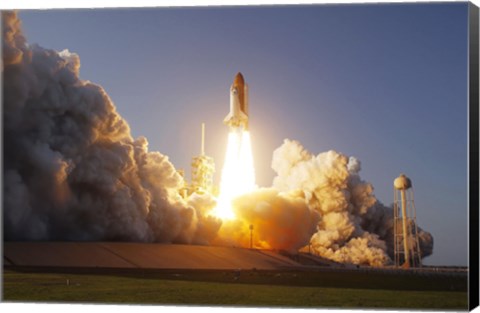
[
  {"x1": 266, "y1": 139, "x2": 433, "y2": 265},
  {"x1": 3, "y1": 11, "x2": 433, "y2": 267},
  {"x1": 2, "y1": 11, "x2": 220, "y2": 244},
  {"x1": 213, "y1": 188, "x2": 320, "y2": 252},
  {"x1": 211, "y1": 138, "x2": 433, "y2": 266}
]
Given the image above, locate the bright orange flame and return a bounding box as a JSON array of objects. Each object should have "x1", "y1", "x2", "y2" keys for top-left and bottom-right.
[{"x1": 211, "y1": 129, "x2": 256, "y2": 219}]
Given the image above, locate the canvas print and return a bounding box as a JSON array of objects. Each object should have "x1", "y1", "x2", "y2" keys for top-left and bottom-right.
[{"x1": 2, "y1": 2, "x2": 477, "y2": 310}]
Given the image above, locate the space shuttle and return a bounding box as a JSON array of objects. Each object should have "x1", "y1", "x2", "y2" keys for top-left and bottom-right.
[{"x1": 223, "y1": 72, "x2": 249, "y2": 129}]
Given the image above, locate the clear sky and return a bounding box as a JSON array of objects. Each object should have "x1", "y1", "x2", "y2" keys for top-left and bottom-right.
[{"x1": 18, "y1": 3, "x2": 469, "y2": 266}]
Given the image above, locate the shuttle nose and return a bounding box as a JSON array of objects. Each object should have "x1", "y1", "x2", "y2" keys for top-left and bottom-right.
[{"x1": 233, "y1": 72, "x2": 245, "y2": 87}]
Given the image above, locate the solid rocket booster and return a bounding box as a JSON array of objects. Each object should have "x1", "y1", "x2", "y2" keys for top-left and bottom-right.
[{"x1": 223, "y1": 72, "x2": 249, "y2": 129}]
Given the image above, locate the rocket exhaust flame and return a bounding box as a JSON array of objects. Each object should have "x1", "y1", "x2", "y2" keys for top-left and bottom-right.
[
  {"x1": 3, "y1": 12, "x2": 434, "y2": 267},
  {"x1": 212, "y1": 73, "x2": 256, "y2": 220},
  {"x1": 212, "y1": 130, "x2": 256, "y2": 220}
]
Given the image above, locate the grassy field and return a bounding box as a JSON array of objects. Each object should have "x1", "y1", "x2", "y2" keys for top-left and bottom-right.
[{"x1": 3, "y1": 269, "x2": 468, "y2": 309}]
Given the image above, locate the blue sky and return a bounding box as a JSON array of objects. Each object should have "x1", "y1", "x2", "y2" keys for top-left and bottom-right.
[{"x1": 18, "y1": 3, "x2": 469, "y2": 265}]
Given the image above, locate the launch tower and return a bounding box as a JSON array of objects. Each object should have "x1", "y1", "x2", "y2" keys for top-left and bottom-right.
[
  {"x1": 191, "y1": 123, "x2": 215, "y2": 195},
  {"x1": 393, "y1": 174, "x2": 422, "y2": 268}
]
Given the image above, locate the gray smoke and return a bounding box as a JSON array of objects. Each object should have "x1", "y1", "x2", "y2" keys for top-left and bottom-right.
[
  {"x1": 3, "y1": 11, "x2": 433, "y2": 267},
  {"x1": 2, "y1": 11, "x2": 220, "y2": 243},
  {"x1": 269, "y1": 139, "x2": 433, "y2": 265}
]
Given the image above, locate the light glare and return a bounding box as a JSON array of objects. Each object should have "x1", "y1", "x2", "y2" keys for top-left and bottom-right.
[{"x1": 211, "y1": 129, "x2": 256, "y2": 219}]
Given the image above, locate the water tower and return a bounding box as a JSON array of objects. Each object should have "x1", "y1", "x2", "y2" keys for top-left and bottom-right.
[{"x1": 393, "y1": 174, "x2": 422, "y2": 268}]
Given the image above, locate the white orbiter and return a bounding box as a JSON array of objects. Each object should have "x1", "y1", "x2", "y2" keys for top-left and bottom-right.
[{"x1": 223, "y1": 72, "x2": 249, "y2": 129}]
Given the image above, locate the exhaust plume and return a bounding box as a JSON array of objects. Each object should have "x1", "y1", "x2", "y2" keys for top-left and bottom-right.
[
  {"x1": 213, "y1": 188, "x2": 320, "y2": 251},
  {"x1": 2, "y1": 11, "x2": 219, "y2": 244},
  {"x1": 3, "y1": 12, "x2": 433, "y2": 267},
  {"x1": 268, "y1": 139, "x2": 433, "y2": 265}
]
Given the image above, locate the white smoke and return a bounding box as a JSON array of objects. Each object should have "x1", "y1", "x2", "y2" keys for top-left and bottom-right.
[
  {"x1": 228, "y1": 188, "x2": 320, "y2": 252},
  {"x1": 2, "y1": 11, "x2": 218, "y2": 244},
  {"x1": 3, "y1": 11, "x2": 433, "y2": 267},
  {"x1": 268, "y1": 139, "x2": 433, "y2": 265}
]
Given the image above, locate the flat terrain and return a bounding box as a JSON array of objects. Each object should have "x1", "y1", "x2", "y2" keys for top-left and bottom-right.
[
  {"x1": 3, "y1": 242, "x2": 469, "y2": 309},
  {"x1": 4, "y1": 242, "x2": 301, "y2": 269},
  {"x1": 3, "y1": 269, "x2": 467, "y2": 309}
]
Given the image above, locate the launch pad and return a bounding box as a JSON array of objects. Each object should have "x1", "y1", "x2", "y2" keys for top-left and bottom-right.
[
  {"x1": 4, "y1": 242, "x2": 467, "y2": 293},
  {"x1": 4, "y1": 242, "x2": 299, "y2": 270},
  {"x1": 3, "y1": 242, "x2": 468, "y2": 309}
]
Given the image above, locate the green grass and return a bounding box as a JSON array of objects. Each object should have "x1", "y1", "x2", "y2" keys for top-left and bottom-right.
[{"x1": 3, "y1": 270, "x2": 467, "y2": 309}]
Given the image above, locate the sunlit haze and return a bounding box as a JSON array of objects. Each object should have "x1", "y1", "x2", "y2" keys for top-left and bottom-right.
[{"x1": 15, "y1": 3, "x2": 469, "y2": 266}]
